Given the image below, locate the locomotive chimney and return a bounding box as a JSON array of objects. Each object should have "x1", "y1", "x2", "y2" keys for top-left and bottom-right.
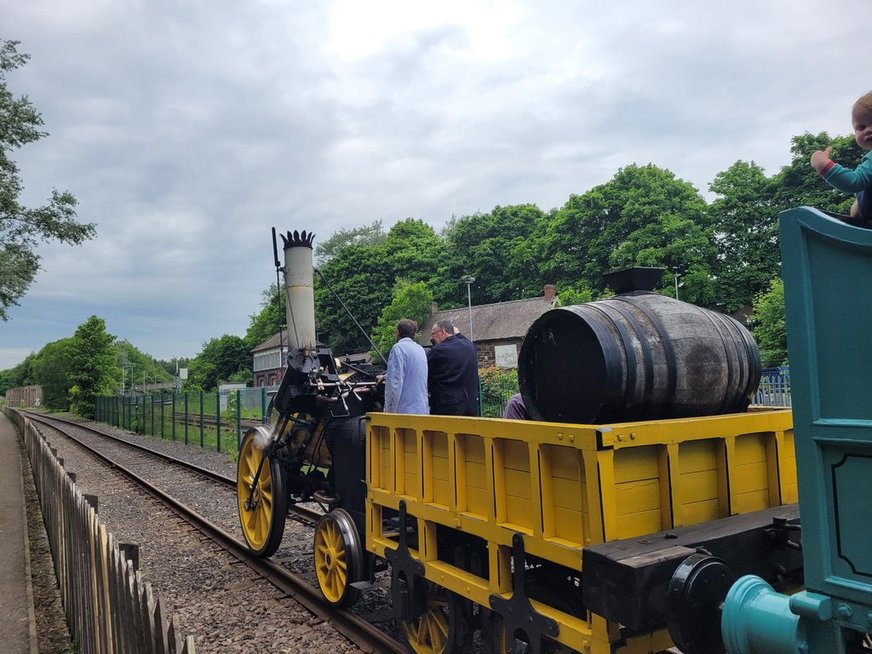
[
  {"x1": 280, "y1": 230, "x2": 317, "y2": 350},
  {"x1": 603, "y1": 267, "x2": 665, "y2": 294}
]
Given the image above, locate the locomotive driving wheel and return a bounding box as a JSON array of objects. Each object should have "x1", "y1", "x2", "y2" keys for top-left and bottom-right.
[
  {"x1": 314, "y1": 508, "x2": 364, "y2": 607},
  {"x1": 401, "y1": 581, "x2": 471, "y2": 654},
  {"x1": 237, "y1": 426, "x2": 288, "y2": 557}
]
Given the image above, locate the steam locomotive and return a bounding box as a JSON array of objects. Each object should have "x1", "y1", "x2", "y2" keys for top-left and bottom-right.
[{"x1": 236, "y1": 209, "x2": 872, "y2": 654}]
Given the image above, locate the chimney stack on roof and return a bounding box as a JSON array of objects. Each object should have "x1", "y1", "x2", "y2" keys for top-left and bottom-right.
[{"x1": 543, "y1": 284, "x2": 556, "y2": 302}]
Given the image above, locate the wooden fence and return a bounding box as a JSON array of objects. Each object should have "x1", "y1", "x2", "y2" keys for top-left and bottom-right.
[{"x1": 6, "y1": 408, "x2": 196, "y2": 654}]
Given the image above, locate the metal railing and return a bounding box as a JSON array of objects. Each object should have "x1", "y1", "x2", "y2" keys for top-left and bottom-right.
[
  {"x1": 94, "y1": 375, "x2": 791, "y2": 451},
  {"x1": 753, "y1": 369, "x2": 792, "y2": 407},
  {"x1": 94, "y1": 387, "x2": 278, "y2": 455}
]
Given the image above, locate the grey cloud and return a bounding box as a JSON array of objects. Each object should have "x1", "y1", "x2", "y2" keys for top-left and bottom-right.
[{"x1": 2, "y1": 0, "x2": 870, "y2": 369}]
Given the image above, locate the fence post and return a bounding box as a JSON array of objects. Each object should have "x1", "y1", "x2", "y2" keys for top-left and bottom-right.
[
  {"x1": 160, "y1": 391, "x2": 165, "y2": 439},
  {"x1": 236, "y1": 390, "x2": 242, "y2": 450},
  {"x1": 184, "y1": 392, "x2": 189, "y2": 445},
  {"x1": 261, "y1": 387, "x2": 267, "y2": 423},
  {"x1": 199, "y1": 391, "x2": 204, "y2": 448},
  {"x1": 150, "y1": 393, "x2": 155, "y2": 436},
  {"x1": 216, "y1": 390, "x2": 221, "y2": 453},
  {"x1": 172, "y1": 392, "x2": 177, "y2": 441}
]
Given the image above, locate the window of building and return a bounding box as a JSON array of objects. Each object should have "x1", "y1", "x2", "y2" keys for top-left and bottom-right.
[{"x1": 253, "y1": 348, "x2": 285, "y2": 373}]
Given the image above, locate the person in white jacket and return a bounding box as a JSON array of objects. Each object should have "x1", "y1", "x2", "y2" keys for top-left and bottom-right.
[{"x1": 383, "y1": 319, "x2": 429, "y2": 414}]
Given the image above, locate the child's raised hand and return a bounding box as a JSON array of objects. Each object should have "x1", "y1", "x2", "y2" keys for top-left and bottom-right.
[{"x1": 810, "y1": 146, "x2": 834, "y2": 173}]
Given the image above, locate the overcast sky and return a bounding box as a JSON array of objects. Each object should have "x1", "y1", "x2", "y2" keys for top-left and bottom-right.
[{"x1": 2, "y1": 1, "x2": 869, "y2": 371}]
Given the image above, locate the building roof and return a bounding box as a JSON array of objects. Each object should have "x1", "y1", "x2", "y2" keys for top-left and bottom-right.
[
  {"x1": 254, "y1": 287, "x2": 559, "y2": 352},
  {"x1": 421, "y1": 292, "x2": 558, "y2": 344},
  {"x1": 251, "y1": 330, "x2": 289, "y2": 353}
]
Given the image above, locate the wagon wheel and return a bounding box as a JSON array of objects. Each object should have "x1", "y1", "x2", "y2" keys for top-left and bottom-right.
[
  {"x1": 237, "y1": 426, "x2": 288, "y2": 557},
  {"x1": 401, "y1": 581, "x2": 472, "y2": 654},
  {"x1": 314, "y1": 508, "x2": 364, "y2": 607}
]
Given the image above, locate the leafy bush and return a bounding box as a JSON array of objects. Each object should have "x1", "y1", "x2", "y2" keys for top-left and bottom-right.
[{"x1": 479, "y1": 366, "x2": 519, "y2": 417}]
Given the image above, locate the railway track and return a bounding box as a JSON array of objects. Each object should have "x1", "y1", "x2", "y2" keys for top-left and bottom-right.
[
  {"x1": 28, "y1": 412, "x2": 324, "y2": 526},
  {"x1": 168, "y1": 411, "x2": 264, "y2": 431},
  {"x1": 21, "y1": 411, "x2": 405, "y2": 654}
]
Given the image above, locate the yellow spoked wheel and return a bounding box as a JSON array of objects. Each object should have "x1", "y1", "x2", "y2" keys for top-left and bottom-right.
[
  {"x1": 314, "y1": 508, "x2": 363, "y2": 607},
  {"x1": 237, "y1": 426, "x2": 288, "y2": 557},
  {"x1": 401, "y1": 582, "x2": 471, "y2": 654}
]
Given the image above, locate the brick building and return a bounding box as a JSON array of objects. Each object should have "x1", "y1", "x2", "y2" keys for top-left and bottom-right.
[
  {"x1": 251, "y1": 332, "x2": 375, "y2": 387},
  {"x1": 251, "y1": 330, "x2": 289, "y2": 387}
]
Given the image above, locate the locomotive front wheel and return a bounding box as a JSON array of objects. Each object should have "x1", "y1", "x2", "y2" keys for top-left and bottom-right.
[
  {"x1": 401, "y1": 582, "x2": 471, "y2": 654},
  {"x1": 314, "y1": 508, "x2": 363, "y2": 607},
  {"x1": 237, "y1": 427, "x2": 288, "y2": 557}
]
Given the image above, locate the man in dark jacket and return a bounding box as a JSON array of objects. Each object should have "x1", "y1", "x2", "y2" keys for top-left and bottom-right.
[{"x1": 427, "y1": 319, "x2": 480, "y2": 416}]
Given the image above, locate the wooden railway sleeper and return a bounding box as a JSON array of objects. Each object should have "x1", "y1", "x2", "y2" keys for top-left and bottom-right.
[{"x1": 488, "y1": 533, "x2": 559, "y2": 654}]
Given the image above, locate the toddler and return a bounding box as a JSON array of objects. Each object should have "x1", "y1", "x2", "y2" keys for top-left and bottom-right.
[{"x1": 810, "y1": 90, "x2": 872, "y2": 225}]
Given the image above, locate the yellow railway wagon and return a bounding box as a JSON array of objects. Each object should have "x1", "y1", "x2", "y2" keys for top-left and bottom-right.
[{"x1": 365, "y1": 408, "x2": 796, "y2": 654}]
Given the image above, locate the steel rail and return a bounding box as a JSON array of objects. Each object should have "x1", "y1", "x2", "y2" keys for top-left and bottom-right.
[{"x1": 24, "y1": 411, "x2": 324, "y2": 525}]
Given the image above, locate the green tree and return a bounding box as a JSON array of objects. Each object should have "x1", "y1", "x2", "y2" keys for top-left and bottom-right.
[
  {"x1": 155, "y1": 356, "x2": 190, "y2": 378},
  {"x1": 442, "y1": 205, "x2": 550, "y2": 304},
  {"x1": 67, "y1": 316, "x2": 119, "y2": 418},
  {"x1": 542, "y1": 164, "x2": 713, "y2": 303},
  {"x1": 0, "y1": 352, "x2": 36, "y2": 395},
  {"x1": 382, "y1": 219, "x2": 447, "y2": 289},
  {"x1": 749, "y1": 278, "x2": 787, "y2": 367},
  {"x1": 556, "y1": 285, "x2": 594, "y2": 306},
  {"x1": 115, "y1": 340, "x2": 172, "y2": 391},
  {"x1": 0, "y1": 40, "x2": 96, "y2": 319},
  {"x1": 772, "y1": 132, "x2": 861, "y2": 214},
  {"x1": 245, "y1": 285, "x2": 286, "y2": 349},
  {"x1": 707, "y1": 161, "x2": 779, "y2": 313},
  {"x1": 31, "y1": 338, "x2": 73, "y2": 410},
  {"x1": 314, "y1": 219, "x2": 385, "y2": 265},
  {"x1": 479, "y1": 366, "x2": 519, "y2": 417},
  {"x1": 315, "y1": 219, "x2": 446, "y2": 355},
  {"x1": 315, "y1": 244, "x2": 394, "y2": 355},
  {"x1": 369, "y1": 280, "x2": 433, "y2": 360},
  {"x1": 0, "y1": 368, "x2": 15, "y2": 398},
  {"x1": 185, "y1": 334, "x2": 251, "y2": 391}
]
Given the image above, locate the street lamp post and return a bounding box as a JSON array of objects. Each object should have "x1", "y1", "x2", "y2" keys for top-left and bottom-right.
[{"x1": 460, "y1": 275, "x2": 475, "y2": 342}]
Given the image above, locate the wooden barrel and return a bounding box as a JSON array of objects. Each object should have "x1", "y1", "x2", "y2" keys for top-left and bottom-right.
[{"x1": 518, "y1": 292, "x2": 760, "y2": 423}]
